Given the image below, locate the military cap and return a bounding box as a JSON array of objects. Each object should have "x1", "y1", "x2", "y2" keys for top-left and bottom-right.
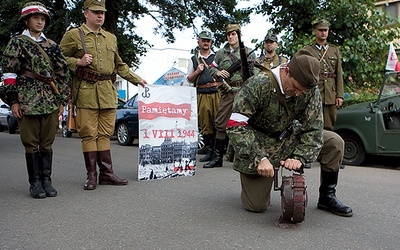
[
  {"x1": 287, "y1": 49, "x2": 319, "y2": 88},
  {"x1": 84, "y1": 0, "x2": 107, "y2": 12},
  {"x1": 19, "y1": 1, "x2": 50, "y2": 21},
  {"x1": 313, "y1": 19, "x2": 329, "y2": 30},
  {"x1": 264, "y1": 33, "x2": 278, "y2": 42},
  {"x1": 198, "y1": 30, "x2": 213, "y2": 41},
  {"x1": 226, "y1": 24, "x2": 241, "y2": 34}
]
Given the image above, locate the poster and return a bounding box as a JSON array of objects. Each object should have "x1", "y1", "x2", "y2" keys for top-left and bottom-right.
[{"x1": 138, "y1": 84, "x2": 198, "y2": 181}]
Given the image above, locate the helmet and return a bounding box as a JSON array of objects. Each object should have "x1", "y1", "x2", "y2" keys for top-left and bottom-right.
[{"x1": 19, "y1": 2, "x2": 50, "y2": 21}]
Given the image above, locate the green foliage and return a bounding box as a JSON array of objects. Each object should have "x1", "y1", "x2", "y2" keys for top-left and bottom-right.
[
  {"x1": 256, "y1": 0, "x2": 400, "y2": 91},
  {"x1": 0, "y1": 0, "x2": 250, "y2": 67}
]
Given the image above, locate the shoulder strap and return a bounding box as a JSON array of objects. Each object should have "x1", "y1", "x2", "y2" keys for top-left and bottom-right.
[
  {"x1": 262, "y1": 67, "x2": 295, "y2": 120},
  {"x1": 78, "y1": 28, "x2": 88, "y2": 54},
  {"x1": 19, "y1": 35, "x2": 52, "y2": 66}
]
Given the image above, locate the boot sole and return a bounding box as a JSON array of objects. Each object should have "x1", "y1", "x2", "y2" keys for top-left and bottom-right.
[
  {"x1": 317, "y1": 204, "x2": 353, "y2": 217},
  {"x1": 98, "y1": 182, "x2": 128, "y2": 185}
]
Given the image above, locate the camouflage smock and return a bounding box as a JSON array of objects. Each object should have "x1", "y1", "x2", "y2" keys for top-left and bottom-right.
[
  {"x1": 209, "y1": 43, "x2": 257, "y2": 91},
  {"x1": 255, "y1": 54, "x2": 288, "y2": 69},
  {"x1": 1, "y1": 35, "x2": 71, "y2": 115},
  {"x1": 60, "y1": 24, "x2": 142, "y2": 109},
  {"x1": 227, "y1": 71, "x2": 324, "y2": 175},
  {"x1": 302, "y1": 44, "x2": 344, "y2": 105}
]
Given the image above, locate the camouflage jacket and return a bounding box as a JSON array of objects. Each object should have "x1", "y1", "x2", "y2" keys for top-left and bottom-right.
[
  {"x1": 60, "y1": 24, "x2": 142, "y2": 109},
  {"x1": 227, "y1": 70, "x2": 324, "y2": 175},
  {"x1": 209, "y1": 43, "x2": 257, "y2": 91},
  {"x1": 302, "y1": 43, "x2": 344, "y2": 105},
  {"x1": 1, "y1": 35, "x2": 71, "y2": 115}
]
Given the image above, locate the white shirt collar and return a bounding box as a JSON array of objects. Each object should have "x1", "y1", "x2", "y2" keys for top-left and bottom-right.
[
  {"x1": 22, "y1": 29, "x2": 47, "y2": 42},
  {"x1": 271, "y1": 67, "x2": 285, "y2": 95}
]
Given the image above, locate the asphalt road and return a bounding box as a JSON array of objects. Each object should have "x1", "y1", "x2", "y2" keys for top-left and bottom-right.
[{"x1": 0, "y1": 132, "x2": 399, "y2": 250}]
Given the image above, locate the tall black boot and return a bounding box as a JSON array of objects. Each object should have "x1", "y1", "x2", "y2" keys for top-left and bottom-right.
[
  {"x1": 97, "y1": 150, "x2": 128, "y2": 185},
  {"x1": 83, "y1": 151, "x2": 98, "y2": 190},
  {"x1": 40, "y1": 151, "x2": 57, "y2": 197},
  {"x1": 26, "y1": 153, "x2": 46, "y2": 199},
  {"x1": 203, "y1": 138, "x2": 225, "y2": 168},
  {"x1": 199, "y1": 134, "x2": 214, "y2": 162},
  {"x1": 318, "y1": 170, "x2": 353, "y2": 217}
]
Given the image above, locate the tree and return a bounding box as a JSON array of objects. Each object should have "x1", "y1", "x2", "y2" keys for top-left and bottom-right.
[
  {"x1": 0, "y1": 0, "x2": 251, "y2": 68},
  {"x1": 256, "y1": 0, "x2": 400, "y2": 90}
]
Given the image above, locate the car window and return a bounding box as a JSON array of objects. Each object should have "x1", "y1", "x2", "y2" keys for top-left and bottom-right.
[
  {"x1": 124, "y1": 94, "x2": 138, "y2": 108},
  {"x1": 381, "y1": 73, "x2": 400, "y2": 98}
]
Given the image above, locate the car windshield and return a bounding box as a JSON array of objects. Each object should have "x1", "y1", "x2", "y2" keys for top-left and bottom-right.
[{"x1": 380, "y1": 72, "x2": 400, "y2": 99}]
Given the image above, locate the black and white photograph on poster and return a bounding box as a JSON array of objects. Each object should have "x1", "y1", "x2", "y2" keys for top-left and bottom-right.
[{"x1": 138, "y1": 85, "x2": 198, "y2": 181}]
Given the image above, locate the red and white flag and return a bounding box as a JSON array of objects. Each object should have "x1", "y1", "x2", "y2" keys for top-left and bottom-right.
[{"x1": 385, "y1": 43, "x2": 400, "y2": 71}]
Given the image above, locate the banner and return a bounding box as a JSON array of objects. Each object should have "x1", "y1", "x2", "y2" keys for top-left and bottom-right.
[{"x1": 137, "y1": 85, "x2": 198, "y2": 181}]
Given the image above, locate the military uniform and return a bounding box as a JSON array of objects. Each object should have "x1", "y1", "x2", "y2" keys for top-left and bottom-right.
[
  {"x1": 303, "y1": 19, "x2": 344, "y2": 130},
  {"x1": 1, "y1": 2, "x2": 71, "y2": 199},
  {"x1": 60, "y1": 0, "x2": 144, "y2": 190},
  {"x1": 202, "y1": 24, "x2": 258, "y2": 168},
  {"x1": 255, "y1": 54, "x2": 287, "y2": 69}
]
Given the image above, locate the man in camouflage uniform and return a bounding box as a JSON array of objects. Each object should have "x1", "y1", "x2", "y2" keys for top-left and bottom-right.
[
  {"x1": 228, "y1": 50, "x2": 352, "y2": 217},
  {"x1": 204, "y1": 24, "x2": 257, "y2": 168},
  {"x1": 255, "y1": 32, "x2": 287, "y2": 69},
  {"x1": 302, "y1": 19, "x2": 344, "y2": 130},
  {"x1": 187, "y1": 31, "x2": 219, "y2": 162},
  {"x1": 1, "y1": 2, "x2": 71, "y2": 199},
  {"x1": 60, "y1": 0, "x2": 147, "y2": 191}
]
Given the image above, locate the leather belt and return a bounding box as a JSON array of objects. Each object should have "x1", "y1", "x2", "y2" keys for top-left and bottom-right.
[
  {"x1": 21, "y1": 70, "x2": 53, "y2": 83},
  {"x1": 98, "y1": 74, "x2": 113, "y2": 80},
  {"x1": 229, "y1": 80, "x2": 243, "y2": 87},
  {"x1": 320, "y1": 72, "x2": 336, "y2": 78},
  {"x1": 197, "y1": 82, "x2": 220, "y2": 89}
]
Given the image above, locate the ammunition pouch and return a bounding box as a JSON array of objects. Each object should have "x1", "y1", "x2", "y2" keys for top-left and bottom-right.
[
  {"x1": 75, "y1": 67, "x2": 116, "y2": 83},
  {"x1": 216, "y1": 79, "x2": 232, "y2": 97}
]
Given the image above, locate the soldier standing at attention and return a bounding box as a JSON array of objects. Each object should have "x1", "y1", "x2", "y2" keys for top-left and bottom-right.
[
  {"x1": 0, "y1": 2, "x2": 71, "y2": 199},
  {"x1": 255, "y1": 32, "x2": 287, "y2": 69},
  {"x1": 60, "y1": 0, "x2": 147, "y2": 190},
  {"x1": 187, "y1": 31, "x2": 220, "y2": 163},
  {"x1": 204, "y1": 24, "x2": 256, "y2": 169},
  {"x1": 302, "y1": 19, "x2": 344, "y2": 130}
]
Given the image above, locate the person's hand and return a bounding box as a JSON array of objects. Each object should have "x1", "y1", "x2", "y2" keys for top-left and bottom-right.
[
  {"x1": 58, "y1": 105, "x2": 64, "y2": 117},
  {"x1": 11, "y1": 103, "x2": 23, "y2": 119},
  {"x1": 138, "y1": 79, "x2": 147, "y2": 88},
  {"x1": 196, "y1": 63, "x2": 204, "y2": 73},
  {"x1": 280, "y1": 158, "x2": 302, "y2": 171},
  {"x1": 336, "y1": 97, "x2": 343, "y2": 107},
  {"x1": 216, "y1": 70, "x2": 230, "y2": 79},
  {"x1": 77, "y1": 54, "x2": 93, "y2": 67},
  {"x1": 257, "y1": 157, "x2": 275, "y2": 177}
]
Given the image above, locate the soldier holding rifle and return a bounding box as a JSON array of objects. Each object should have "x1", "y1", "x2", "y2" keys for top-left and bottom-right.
[
  {"x1": 204, "y1": 24, "x2": 257, "y2": 168},
  {"x1": 60, "y1": 0, "x2": 147, "y2": 191}
]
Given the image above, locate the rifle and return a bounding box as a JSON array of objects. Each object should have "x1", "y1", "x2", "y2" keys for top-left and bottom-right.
[
  {"x1": 66, "y1": 100, "x2": 76, "y2": 131},
  {"x1": 236, "y1": 29, "x2": 251, "y2": 82}
]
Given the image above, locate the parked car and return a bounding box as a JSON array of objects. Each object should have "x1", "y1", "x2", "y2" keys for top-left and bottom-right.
[
  {"x1": 0, "y1": 100, "x2": 18, "y2": 134},
  {"x1": 114, "y1": 94, "x2": 205, "y2": 152},
  {"x1": 115, "y1": 94, "x2": 139, "y2": 145},
  {"x1": 334, "y1": 72, "x2": 400, "y2": 165},
  {"x1": 61, "y1": 98, "x2": 127, "y2": 138}
]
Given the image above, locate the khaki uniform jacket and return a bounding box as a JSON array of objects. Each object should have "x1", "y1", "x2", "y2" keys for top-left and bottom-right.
[
  {"x1": 302, "y1": 44, "x2": 344, "y2": 105},
  {"x1": 60, "y1": 24, "x2": 142, "y2": 109}
]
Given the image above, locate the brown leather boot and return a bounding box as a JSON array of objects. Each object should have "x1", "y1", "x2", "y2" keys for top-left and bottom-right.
[
  {"x1": 83, "y1": 151, "x2": 98, "y2": 190},
  {"x1": 97, "y1": 150, "x2": 128, "y2": 185}
]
